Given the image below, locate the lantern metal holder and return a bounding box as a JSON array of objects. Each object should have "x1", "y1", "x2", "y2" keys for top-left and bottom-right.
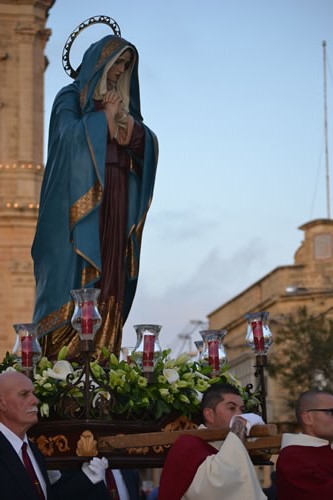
[
  {"x1": 245, "y1": 311, "x2": 273, "y2": 424},
  {"x1": 49, "y1": 289, "x2": 115, "y2": 419},
  {"x1": 253, "y1": 353, "x2": 268, "y2": 423},
  {"x1": 47, "y1": 339, "x2": 114, "y2": 420}
]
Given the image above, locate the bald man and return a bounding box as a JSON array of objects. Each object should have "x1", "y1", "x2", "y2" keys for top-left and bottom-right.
[
  {"x1": 276, "y1": 389, "x2": 333, "y2": 499},
  {"x1": 0, "y1": 370, "x2": 110, "y2": 500}
]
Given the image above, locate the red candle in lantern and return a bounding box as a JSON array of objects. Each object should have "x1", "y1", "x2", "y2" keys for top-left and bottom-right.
[
  {"x1": 251, "y1": 320, "x2": 265, "y2": 353},
  {"x1": 21, "y1": 335, "x2": 33, "y2": 368},
  {"x1": 208, "y1": 339, "x2": 219, "y2": 372},
  {"x1": 81, "y1": 300, "x2": 93, "y2": 335},
  {"x1": 143, "y1": 335, "x2": 155, "y2": 372}
]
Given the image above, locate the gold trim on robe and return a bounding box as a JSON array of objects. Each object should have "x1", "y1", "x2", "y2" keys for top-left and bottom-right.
[
  {"x1": 70, "y1": 182, "x2": 103, "y2": 228},
  {"x1": 40, "y1": 295, "x2": 123, "y2": 360}
]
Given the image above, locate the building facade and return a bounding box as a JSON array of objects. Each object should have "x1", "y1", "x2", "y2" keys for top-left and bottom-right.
[
  {"x1": 0, "y1": 0, "x2": 54, "y2": 355},
  {"x1": 208, "y1": 218, "x2": 333, "y2": 423}
]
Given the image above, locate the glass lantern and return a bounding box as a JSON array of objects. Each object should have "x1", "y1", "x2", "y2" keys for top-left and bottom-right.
[
  {"x1": 244, "y1": 311, "x2": 273, "y2": 355},
  {"x1": 132, "y1": 324, "x2": 162, "y2": 381},
  {"x1": 121, "y1": 346, "x2": 135, "y2": 363},
  {"x1": 70, "y1": 288, "x2": 102, "y2": 341},
  {"x1": 200, "y1": 329, "x2": 228, "y2": 376},
  {"x1": 193, "y1": 340, "x2": 204, "y2": 362},
  {"x1": 12, "y1": 323, "x2": 42, "y2": 370}
]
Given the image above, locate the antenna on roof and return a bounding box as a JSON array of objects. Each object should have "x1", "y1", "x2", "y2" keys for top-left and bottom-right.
[{"x1": 322, "y1": 40, "x2": 331, "y2": 219}]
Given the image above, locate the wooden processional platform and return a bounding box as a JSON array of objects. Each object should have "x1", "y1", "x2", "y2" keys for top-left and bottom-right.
[{"x1": 28, "y1": 416, "x2": 281, "y2": 470}]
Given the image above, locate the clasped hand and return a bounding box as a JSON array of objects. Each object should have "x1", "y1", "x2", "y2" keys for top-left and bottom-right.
[{"x1": 103, "y1": 90, "x2": 123, "y2": 120}]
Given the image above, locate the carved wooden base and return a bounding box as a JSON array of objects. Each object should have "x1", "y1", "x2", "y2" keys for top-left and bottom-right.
[
  {"x1": 28, "y1": 415, "x2": 199, "y2": 469},
  {"x1": 29, "y1": 416, "x2": 277, "y2": 469}
]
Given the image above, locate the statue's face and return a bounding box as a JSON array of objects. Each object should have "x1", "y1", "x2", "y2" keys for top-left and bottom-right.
[{"x1": 107, "y1": 49, "x2": 133, "y2": 87}]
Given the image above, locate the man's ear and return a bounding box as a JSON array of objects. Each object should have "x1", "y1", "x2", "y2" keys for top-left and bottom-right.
[
  {"x1": 203, "y1": 407, "x2": 214, "y2": 426},
  {"x1": 300, "y1": 410, "x2": 313, "y2": 427}
]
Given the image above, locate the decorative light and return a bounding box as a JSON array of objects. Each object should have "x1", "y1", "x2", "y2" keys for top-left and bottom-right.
[
  {"x1": 132, "y1": 324, "x2": 162, "y2": 383},
  {"x1": 12, "y1": 323, "x2": 42, "y2": 373},
  {"x1": 200, "y1": 329, "x2": 228, "y2": 377},
  {"x1": 56, "y1": 288, "x2": 109, "y2": 419},
  {"x1": 0, "y1": 161, "x2": 44, "y2": 170},
  {"x1": 244, "y1": 311, "x2": 273, "y2": 423},
  {"x1": 121, "y1": 346, "x2": 135, "y2": 363},
  {"x1": 70, "y1": 288, "x2": 102, "y2": 344},
  {"x1": 194, "y1": 340, "x2": 204, "y2": 361},
  {"x1": 245, "y1": 311, "x2": 273, "y2": 355}
]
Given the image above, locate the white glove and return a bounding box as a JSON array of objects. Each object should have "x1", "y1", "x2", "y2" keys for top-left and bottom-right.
[
  {"x1": 229, "y1": 413, "x2": 265, "y2": 436},
  {"x1": 47, "y1": 470, "x2": 62, "y2": 485},
  {"x1": 81, "y1": 456, "x2": 108, "y2": 484}
]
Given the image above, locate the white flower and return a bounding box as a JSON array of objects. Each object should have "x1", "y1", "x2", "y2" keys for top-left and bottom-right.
[
  {"x1": 4, "y1": 366, "x2": 17, "y2": 373},
  {"x1": 92, "y1": 390, "x2": 111, "y2": 408},
  {"x1": 35, "y1": 373, "x2": 50, "y2": 386},
  {"x1": 194, "y1": 389, "x2": 203, "y2": 401},
  {"x1": 40, "y1": 402, "x2": 49, "y2": 418},
  {"x1": 46, "y1": 360, "x2": 74, "y2": 380},
  {"x1": 163, "y1": 368, "x2": 179, "y2": 384}
]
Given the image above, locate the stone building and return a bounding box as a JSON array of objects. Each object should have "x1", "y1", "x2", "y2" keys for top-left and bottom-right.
[
  {"x1": 208, "y1": 218, "x2": 333, "y2": 423},
  {"x1": 0, "y1": 0, "x2": 54, "y2": 356}
]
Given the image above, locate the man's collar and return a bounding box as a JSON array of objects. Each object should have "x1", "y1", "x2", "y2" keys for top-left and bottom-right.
[
  {"x1": 281, "y1": 432, "x2": 332, "y2": 449},
  {"x1": 0, "y1": 422, "x2": 27, "y2": 454}
]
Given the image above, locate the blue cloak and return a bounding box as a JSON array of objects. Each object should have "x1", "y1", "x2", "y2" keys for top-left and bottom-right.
[{"x1": 32, "y1": 35, "x2": 158, "y2": 358}]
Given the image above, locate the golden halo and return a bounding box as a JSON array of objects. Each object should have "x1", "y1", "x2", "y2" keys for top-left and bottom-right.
[{"x1": 62, "y1": 15, "x2": 121, "y2": 79}]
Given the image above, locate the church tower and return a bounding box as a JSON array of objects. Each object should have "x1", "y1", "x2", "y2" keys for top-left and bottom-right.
[{"x1": 0, "y1": 0, "x2": 54, "y2": 355}]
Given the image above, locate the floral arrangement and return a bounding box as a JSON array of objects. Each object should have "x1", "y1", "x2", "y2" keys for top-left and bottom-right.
[{"x1": 0, "y1": 347, "x2": 261, "y2": 422}]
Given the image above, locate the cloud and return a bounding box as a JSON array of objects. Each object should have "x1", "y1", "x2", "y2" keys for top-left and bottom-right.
[
  {"x1": 123, "y1": 239, "x2": 269, "y2": 354},
  {"x1": 148, "y1": 207, "x2": 218, "y2": 240}
]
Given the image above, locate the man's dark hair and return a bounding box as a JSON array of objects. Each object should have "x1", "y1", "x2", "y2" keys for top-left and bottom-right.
[{"x1": 201, "y1": 383, "x2": 241, "y2": 413}]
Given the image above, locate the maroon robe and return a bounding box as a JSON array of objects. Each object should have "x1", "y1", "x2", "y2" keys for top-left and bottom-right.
[
  {"x1": 277, "y1": 443, "x2": 333, "y2": 499},
  {"x1": 158, "y1": 435, "x2": 218, "y2": 499},
  {"x1": 98, "y1": 119, "x2": 144, "y2": 304}
]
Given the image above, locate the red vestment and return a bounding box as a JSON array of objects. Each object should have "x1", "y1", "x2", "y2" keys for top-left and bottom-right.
[
  {"x1": 158, "y1": 432, "x2": 266, "y2": 500},
  {"x1": 277, "y1": 434, "x2": 333, "y2": 499},
  {"x1": 158, "y1": 435, "x2": 218, "y2": 499}
]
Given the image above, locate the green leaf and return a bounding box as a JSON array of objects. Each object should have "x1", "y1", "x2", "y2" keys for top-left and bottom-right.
[{"x1": 57, "y1": 346, "x2": 69, "y2": 361}]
